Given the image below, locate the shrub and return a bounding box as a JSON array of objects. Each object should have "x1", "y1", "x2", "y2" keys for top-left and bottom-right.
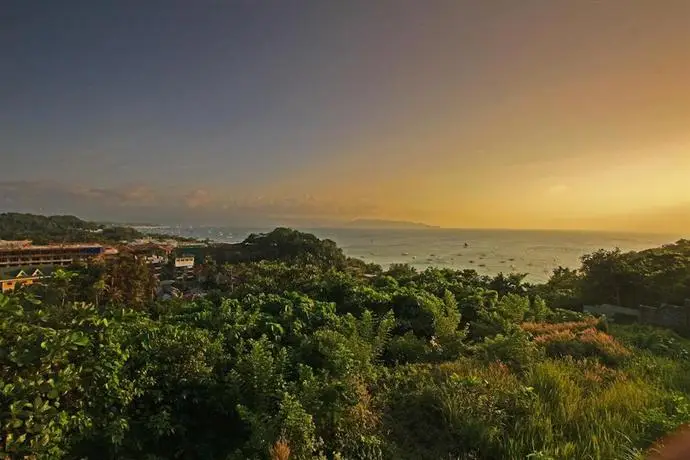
[
  {"x1": 475, "y1": 329, "x2": 540, "y2": 371},
  {"x1": 546, "y1": 308, "x2": 589, "y2": 323},
  {"x1": 537, "y1": 328, "x2": 630, "y2": 365},
  {"x1": 526, "y1": 320, "x2": 631, "y2": 366},
  {"x1": 382, "y1": 332, "x2": 432, "y2": 364},
  {"x1": 521, "y1": 317, "x2": 599, "y2": 335},
  {"x1": 379, "y1": 359, "x2": 533, "y2": 459},
  {"x1": 612, "y1": 324, "x2": 690, "y2": 361}
]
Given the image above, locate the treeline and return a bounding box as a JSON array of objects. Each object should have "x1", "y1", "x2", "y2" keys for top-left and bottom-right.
[
  {"x1": 204, "y1": 229, "x2": 690, "y2": 319},
  {"x1": 0, "y1": 212, "x2": 195, "y2": 245},
  {"x1": 535, "y1": 239, "x2": 690, "y2": 310},
  {"x1": 2, "y1": 229, "x2": 690, "y2": 458},
  {"x1": 0, "y1": 212, "x2": 142, "y2": 245}
]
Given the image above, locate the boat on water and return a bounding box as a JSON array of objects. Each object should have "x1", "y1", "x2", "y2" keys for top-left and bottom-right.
[{"x1": 464, "y1": 242, "x2": 469, "y2": 248}]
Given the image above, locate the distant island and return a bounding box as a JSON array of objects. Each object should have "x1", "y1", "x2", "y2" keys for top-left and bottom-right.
[{"x1": 343, "y1": 219, "x2": 440, "y2": 229}]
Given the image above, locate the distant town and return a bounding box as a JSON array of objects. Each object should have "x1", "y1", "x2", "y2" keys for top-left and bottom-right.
[{"x1": 0, "y1": 237, "x2": 207, "y2": 299}]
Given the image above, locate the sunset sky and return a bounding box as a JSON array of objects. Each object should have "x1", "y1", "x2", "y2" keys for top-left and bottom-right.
[{"x1": 2, "y1": 1, "x2": 689, "y2": 232}]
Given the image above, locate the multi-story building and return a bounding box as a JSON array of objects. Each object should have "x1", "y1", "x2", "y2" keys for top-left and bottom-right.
[
  {"x1": 174, "y1": 255, "x2": 195, "y2": 269},
  {"x1": 0, "y1": 243, "x2": 105, "y2": 268},
  {"x1": 174, "y1": 255, "x2": 195, "y2": 279},
  {"x1": 173, "y1": 243, "x2": 207, "y2": 264},
  {"x1": 0, "y1": 242, "x2": 105, "y2": 292}
]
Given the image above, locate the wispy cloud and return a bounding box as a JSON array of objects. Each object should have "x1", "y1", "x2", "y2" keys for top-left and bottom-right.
[
  {"x1": 0, "y1": 181, "x2": 382, "y2": 225},
  {"x1": 184, "y1": 189, "x2": 213, "y2": 209}
]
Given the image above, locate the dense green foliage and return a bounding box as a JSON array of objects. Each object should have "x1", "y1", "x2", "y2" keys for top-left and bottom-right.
[
  {"x1": 2, "y1": 228, "x2": 690, "y2": 459},
  {"x1": 207, "y1": 228, "x2": 348, "y2": 269},
  {"x1": 535, "y1": 239, "x2": 690, "y2": 311},
  {"x1": 0, "y1": 212, "x2": 196, "y2": 245},
  {"x1": 0, "y1": 213, "x2": 143, "y2": 245}
]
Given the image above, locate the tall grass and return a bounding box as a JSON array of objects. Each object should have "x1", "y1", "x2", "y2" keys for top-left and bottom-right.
[
  {"x1": 526, "y1": 321, "x2": 631, "y2": 365},
  {"x1": 381, "y1": 356, "x2": 690, "y2": 459},
  {"x1": 503, "y1": 359, "x2": 674, "y2": 459},
  {"x1": 522, "y1": 318, "x2": 599, "y2": 335}
]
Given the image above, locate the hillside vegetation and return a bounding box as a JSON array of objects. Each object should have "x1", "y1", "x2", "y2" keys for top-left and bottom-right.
[
  {"x1": 1, "y1": 227, "x2": 690, "y2": 459},
  {"x1": 0, "y1": 213, "x2": 197, "y2": 245},
  {"x1": 0, "y1": 213, "x2": 142, "y2": 245},
  {"x1": 534, "y1": 239, "x2": 690, "y2": 310}
]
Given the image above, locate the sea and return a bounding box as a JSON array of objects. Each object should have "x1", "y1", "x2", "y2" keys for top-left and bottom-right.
[{"x1": 141, "y1": 227, "x2": 683, "y2": 283}]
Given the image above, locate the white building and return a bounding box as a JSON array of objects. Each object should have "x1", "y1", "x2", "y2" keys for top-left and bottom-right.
[{"x1": 174, "y1": 256, "x2": 195, "y2": 269}]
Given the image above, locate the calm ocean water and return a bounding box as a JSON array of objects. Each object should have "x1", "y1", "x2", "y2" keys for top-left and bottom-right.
[{"x1": 147, "y1": 227, "x2": 682, "y2": 283}]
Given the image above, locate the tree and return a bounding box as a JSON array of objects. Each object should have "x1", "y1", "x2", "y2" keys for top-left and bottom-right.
[
  {"x1": 534, "y1": 266, "x2": 582, "y2": 309},
  {"x1": 579, "y1": 249, "x2": 645, "y2": 307},
  {"x1": 103, "y1": 253, "x2": 158, "y2": 309},
  {"x1": 385, "y1": 264, "x2": 417, "y2": 284},
  {"x1": 51, "y1": 268, "x2": 77, "y2": 307},
  {"x1": 489, "y1": 272, "x2": 528, "y2": 297}
]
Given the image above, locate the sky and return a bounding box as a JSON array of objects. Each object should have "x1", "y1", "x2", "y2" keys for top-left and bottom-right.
[{"x1": 2, "y1": 0, "x2": 689, "y2": 232}]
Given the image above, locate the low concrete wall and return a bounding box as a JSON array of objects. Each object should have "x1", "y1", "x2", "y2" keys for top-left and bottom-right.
[
  {"x1": 585, "y1": 300, "x2": 690, "y2": 332},
  {"x1": 639, "y1": 300, "x2": 690, "y2": 330}
]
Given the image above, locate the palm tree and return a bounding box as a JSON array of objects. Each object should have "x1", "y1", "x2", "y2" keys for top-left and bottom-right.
[{"x1": 52, "y1": 268, "x2": 76, "y2": 307}]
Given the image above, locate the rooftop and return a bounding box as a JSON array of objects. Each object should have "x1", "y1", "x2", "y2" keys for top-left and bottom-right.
[
  {"x1": 0, "y1": 265, "x2": 57, "y2": 280},
  {"x1": 0, "y1": 240, "x2": 32, "y2": 248},
  {"x1": 0, "y1": 243, "x2": 104, "y2": 252}
]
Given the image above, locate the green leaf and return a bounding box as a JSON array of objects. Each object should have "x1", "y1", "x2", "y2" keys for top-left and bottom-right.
[{"x1": 70, "y1": 333, "x2": 89, "y2": 347}]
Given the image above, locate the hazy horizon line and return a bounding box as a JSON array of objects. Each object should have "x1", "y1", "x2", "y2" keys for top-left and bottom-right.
[
  {"x1": 132, "y1": 222, "x2": 684, "y2": 238},
  {"x1": 3, "y1": 209, "x2": 686, "y2": 238}
]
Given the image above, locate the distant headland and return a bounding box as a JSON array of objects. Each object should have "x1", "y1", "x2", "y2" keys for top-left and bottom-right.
[{"x1": 343, "y1": 219, "x2": 440, "y2": 229}]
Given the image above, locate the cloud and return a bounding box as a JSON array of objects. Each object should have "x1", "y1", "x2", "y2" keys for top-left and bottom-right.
[
  {"x1": 184, "y1": 189, "x2": 213, "y2": 209},
  {"x1": 123, "y1": 186, "x2": 157, "y2": 206},
  {"x1": 69, "y1": 185, "x2": 159, "y2": 207},
  {"x1": 0, "y1": 180, "x2": 382, "y2": 225},
  {"x1": 0, "y1": 181, "x2": 163, "y2": 221}
]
